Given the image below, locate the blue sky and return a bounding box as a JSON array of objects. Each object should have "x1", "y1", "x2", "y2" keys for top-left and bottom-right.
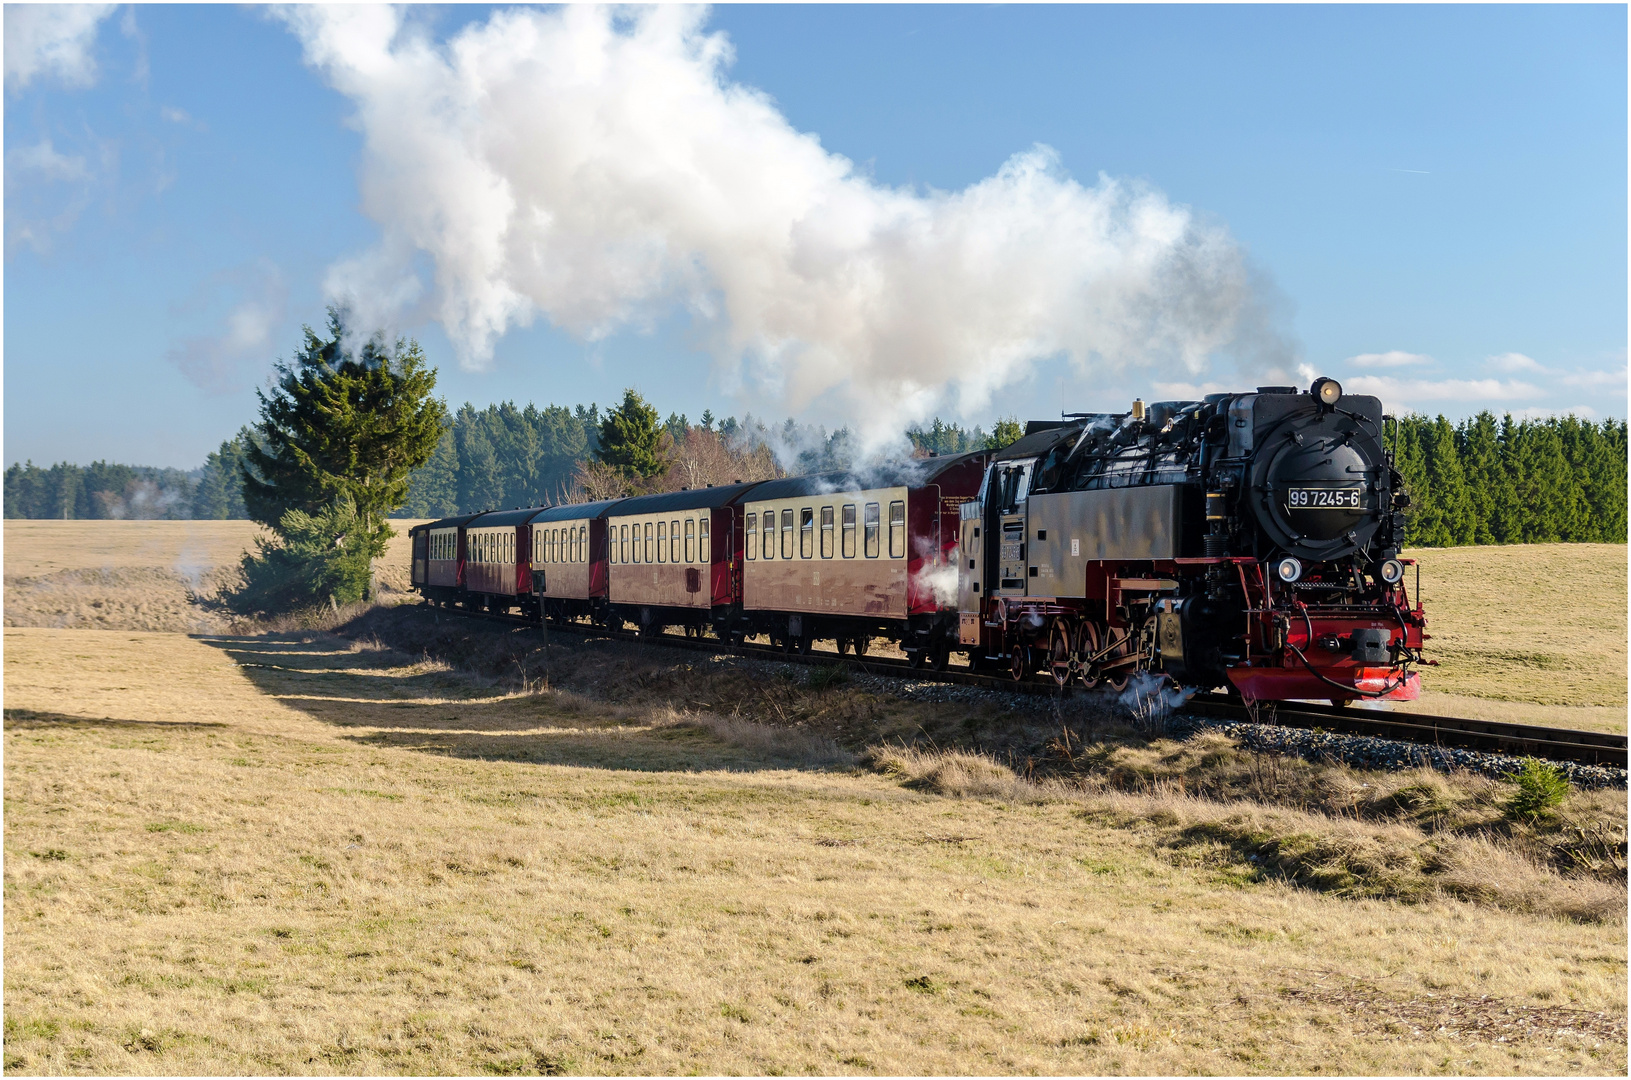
[{"x1": 5, "y1": 3, "x2": 1626, "y2": 469}]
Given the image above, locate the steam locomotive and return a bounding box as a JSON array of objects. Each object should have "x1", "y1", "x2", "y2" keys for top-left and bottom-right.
[
  {"x1": 410, "y1": 377, "x2": 1428, "y2": 704},
  {"x1": 950, "y1": 376, "x2": 1427, "y2": 701}
]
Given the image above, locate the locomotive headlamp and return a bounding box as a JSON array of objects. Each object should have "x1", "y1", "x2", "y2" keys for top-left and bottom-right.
[
  {"x1": 1311, "y1": 377, "x2": 1343, "y2": 407},
  {"x1": 1275, "y1": 556, "x2": 1304, "y2": 583},
  {"x1": 1377, "y1": 558, "x2": 1405, "y2": 585}
]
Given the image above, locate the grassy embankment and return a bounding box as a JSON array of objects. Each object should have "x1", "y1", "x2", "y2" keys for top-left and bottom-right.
[{"x1": 2, "y1": 522, "x2": 1626, "y2": 1073}]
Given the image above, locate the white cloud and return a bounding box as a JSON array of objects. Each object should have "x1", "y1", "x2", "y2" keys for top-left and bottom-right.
[
  {"x1": 7, "y1": 139, "x2": 87, "y2": 182},
  {"x1": 1485, "y1": 351, "x2": 1547, "y2": 374},
  {"x1": 281, "y1": 5, "x2": 1296, "y2": 447},
  {"x1": 1344, "y1": 374, "x2": 1542, "y2": 414},
  {"x1": 1345, "y1": 350, "x2": 1431, "y2": 369},
  {"x1": 1559, "y1": 367, "x2": 1627, "y2": 390},
  {"x1": 166, "y1": 264, "x2": 289, "y2": 395},
  {"x1": 4, "y1": 4, "x2": 116, "y2": 91},
  {"x1": 1509, "y1": 405, "x2": 1600, "y2": 422},
  {"x1": 5, "y1": 137, "x2": 106, "y2": 253}
]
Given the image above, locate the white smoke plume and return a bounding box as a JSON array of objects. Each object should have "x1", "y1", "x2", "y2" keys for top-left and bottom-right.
[{"x1": 283, "y1": 5, "x2": 1294, "y2": 446}]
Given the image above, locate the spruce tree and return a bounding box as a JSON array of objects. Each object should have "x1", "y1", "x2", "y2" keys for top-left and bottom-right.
[
  {"x1": 192, "y1": 430, "x2": 252, "y2": 519},
  {"x1": 401, "y1": 426, "x2": 460, "y2": 518},
  {"x1": 985, "y1": 417, "x2": 1025, "y2": 450},
  {"x1": 1458, "y1": 412, "x2": 1502, "y2": 545},
  {"x1": 239, "y1": 307, "x2": 445, "y2": 563},
  {"x1": 454, "y1": 405, "x2": 504, "y2": 512},
  {"x1": 595, "y1": 389, "x2": 671, "y2": 482}
]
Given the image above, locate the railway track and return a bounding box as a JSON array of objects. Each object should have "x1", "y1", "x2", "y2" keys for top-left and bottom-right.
[{"x1": 421, "y1": 601, "x2": 1629, "y2": 770}]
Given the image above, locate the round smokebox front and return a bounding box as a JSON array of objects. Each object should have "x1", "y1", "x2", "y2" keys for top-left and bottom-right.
[{"x1": 1250, "y1": 413, "x2": 1386, "y2": 561}]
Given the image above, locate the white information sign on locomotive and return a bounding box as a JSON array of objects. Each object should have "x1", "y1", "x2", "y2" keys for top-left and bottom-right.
[{"x1": 1287, "y1": 486, "x2": 1362, "y2": 509}]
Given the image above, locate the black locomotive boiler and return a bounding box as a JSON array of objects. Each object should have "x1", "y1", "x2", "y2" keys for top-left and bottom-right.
[{"x1": 951, "y1": 377, "x2": 1429, "y2": 701}]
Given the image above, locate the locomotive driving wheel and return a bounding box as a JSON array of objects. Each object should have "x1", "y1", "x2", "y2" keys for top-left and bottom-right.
[
  {"x1": 1048, "y1": 623, "x2": 1074, "y2": 687},
  {"x1": 1102, "y1": 625, "x2": 1133, "y2": 691},
  {"x1": 1075, "y1": 621, "x2": 1101, "y2": 689}
]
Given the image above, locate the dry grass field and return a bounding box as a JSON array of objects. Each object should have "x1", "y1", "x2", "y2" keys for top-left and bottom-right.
[
  {"x1": 3, "y1": 523, "x2": 1627, "y2": 1074},
  {"x1": 4, "y1": 627, "x2": 1626, "y2": 1075},
  {"x1": 1398, "y1": 544, "x2": 1627, "y2": 733},
  {"x1": 1, "y1": 520, "x2": 422, "y2": 634}
]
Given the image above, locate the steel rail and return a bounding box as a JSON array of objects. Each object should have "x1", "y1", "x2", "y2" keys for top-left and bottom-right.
[{"x1": 413, "y1": 601, "x2": 1628, "y2": 770}]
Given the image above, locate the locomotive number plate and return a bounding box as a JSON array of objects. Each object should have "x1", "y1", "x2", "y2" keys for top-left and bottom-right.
[{"x1": 1286, "y1": 487, "x2": 1362, "y2": 509}]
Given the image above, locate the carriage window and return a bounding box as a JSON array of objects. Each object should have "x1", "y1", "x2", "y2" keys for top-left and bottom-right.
[
  {"x1": 580, "y1": 526, "x2": 587, "y2": 563},
  {"x1": 763, "y1": 508, "x2": 775, "y2": 559},
  {"x1": 685, "y1": 519, "x2": 695, "y2": 563},
  {"x1": 671, "y1": 520, "x2": 680, "y2": 564},
  {"x1": 745, "y1": 513, "x2": 757, "y2": 560},
  {"x1": 570, "y1": 528, "x2": 577, "y2": 563},
  {"x1": 780, "y1": 509, "x2": 794, "y2": 560},
  {"x1": 644, "y1": 522, "x2": 654, "y2": 563},
  {"x1": 799, "y1": 509, "x2": 813, "y2": 559},
  {"x1": 820, "y1": 506, "x2": 834, "y2": 558},
  {"x1": 889, "y1": 500, "x2": 906, "y2": 558},
  {"x1": 632, "y1": 523, "x2": 641, "y2": 563},
  {"x1": 841, "y1": 505, "x2": 856, "y2": 558},
  {"x1": 621, "y1": 524, "x2": 630, "y2": 563},
  {"x1": 657, "y1": 520, "x2": 667, "y2": 562},
  {"x1": 699, "y1": 517, "x2": 709, "y2": 561},
  {"x1": 864, "y1": 503, "x2": 880, "y2": 558}
]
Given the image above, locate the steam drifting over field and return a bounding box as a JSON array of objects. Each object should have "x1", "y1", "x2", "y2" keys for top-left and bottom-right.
[{"x1": 282, "y1": 6, "x2": 1297, "y2": 447}]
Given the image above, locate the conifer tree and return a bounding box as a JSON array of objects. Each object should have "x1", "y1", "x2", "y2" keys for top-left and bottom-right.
[
  {"x1": 1458, "y1": 412, "x2": 1501, "y2": 545},
  {"x1": 192, "y1": 429, "x2": 252, "y2": 519},
  {"x1": 595, "y1": 389, "x2": 671, "y2": 482},
  {"x1": 241, "y1": 308, "x2": 444, "y2": 559},
  {"x1": 401, "y1": 426, "x2": 460, "y2": 518},
  {"x1": 986, "y1": 417, "x2": 1025, "y2": 450},
  {"x1": 454, "y1": 404, "x2": 504, "y2": 512}
]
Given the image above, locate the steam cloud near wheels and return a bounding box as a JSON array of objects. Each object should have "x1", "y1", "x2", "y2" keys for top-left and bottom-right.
[{"x1": 284, "y1": 5, "x2": 1298, "y2": 449}]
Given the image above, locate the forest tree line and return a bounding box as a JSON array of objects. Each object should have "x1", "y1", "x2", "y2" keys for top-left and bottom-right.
[{"x1": 6, "y1": 405, "x2": 1626, "y2": 548}]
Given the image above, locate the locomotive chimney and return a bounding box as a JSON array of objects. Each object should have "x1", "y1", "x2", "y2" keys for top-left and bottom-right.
[{"x1": 1131, "y1": 399, "x2": 1146, "y2": 421}]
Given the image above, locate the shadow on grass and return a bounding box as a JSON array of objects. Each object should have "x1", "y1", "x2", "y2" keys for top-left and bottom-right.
[
  {"x1": 193, "y1": 628, "x2": 851, "y2": 776},
  {"x1": 3, "y1": 708, "x2": 227, "y2": 732}
]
